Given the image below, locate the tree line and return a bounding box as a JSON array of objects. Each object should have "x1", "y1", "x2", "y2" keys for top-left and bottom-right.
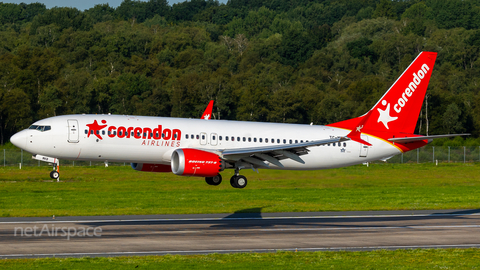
[{"x1": 1, "y1": 0, "x2": 480, "y2": 145}]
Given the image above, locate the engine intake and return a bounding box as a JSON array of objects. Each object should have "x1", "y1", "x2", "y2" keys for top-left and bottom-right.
[{"x1": 171, "y1": 148, "x2": 224, "y2": 177}]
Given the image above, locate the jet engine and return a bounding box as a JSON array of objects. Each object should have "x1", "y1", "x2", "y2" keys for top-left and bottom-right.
[{"x1": 171, "y1": 148, "x2": 224, "y2": 177}]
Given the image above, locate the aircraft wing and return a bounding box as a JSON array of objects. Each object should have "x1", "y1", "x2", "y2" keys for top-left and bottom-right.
[
  {"x1": 214, "y1": 137, "x2": 350, "y2": 168},
  {"x1": 388, "y1": 134, "x2": 470, "y2": 143}
]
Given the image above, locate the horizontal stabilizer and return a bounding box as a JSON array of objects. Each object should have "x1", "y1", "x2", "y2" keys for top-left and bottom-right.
[{"x1": 388, "y1": 134, "x2": 470, "y2": 143}]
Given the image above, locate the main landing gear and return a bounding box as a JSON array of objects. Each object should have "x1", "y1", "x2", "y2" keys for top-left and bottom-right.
[
  {"x1": 230, "y1": 175, "x2": 247, "y2": 189},
  {"x1": 205, "y1": 174, "x2": 222, "y2": 186},
  {"x1": 205, "y1": 173, "x2": 248, "y2": 188}
]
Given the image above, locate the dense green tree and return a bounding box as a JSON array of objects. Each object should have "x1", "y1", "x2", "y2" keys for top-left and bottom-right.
[
  {"x1": 85, "y1": 4, "x2": 115, "y2": 24},
  {"x1": 0, "y1": 2, "x2": 46, "y2": 24},
  {"x1": 2, "y1": 0, "x2": 480, "y2": 144},
  {"x1": 30, "y1": 7, "x2": 93, "y2": 34}
]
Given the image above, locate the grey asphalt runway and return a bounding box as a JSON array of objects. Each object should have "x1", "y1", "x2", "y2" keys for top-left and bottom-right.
[{"x1": 1, "y1": 209, "x2": 480, "y2": 259}]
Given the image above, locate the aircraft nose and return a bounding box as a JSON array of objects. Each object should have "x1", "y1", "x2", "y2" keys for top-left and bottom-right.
[{"x1": 10, "y1": 130, "x2": 27, "y2": 150}]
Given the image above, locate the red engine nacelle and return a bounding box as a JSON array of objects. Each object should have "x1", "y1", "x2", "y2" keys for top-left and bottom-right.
[
  {"x1": 131, "y1": 163, "x2": 172, "y2": 173},
  {"x1": 171, "y1": 148, "x2": 224, "y2": 177}
]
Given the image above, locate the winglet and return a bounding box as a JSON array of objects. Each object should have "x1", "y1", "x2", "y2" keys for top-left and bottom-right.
[{"x1": 201, "y1": 100, "x2": 214, "y2": 120}]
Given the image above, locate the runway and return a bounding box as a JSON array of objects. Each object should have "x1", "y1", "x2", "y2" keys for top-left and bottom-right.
[{"x1": 1, "y1": 209, "x2": 480, "y2": 259}]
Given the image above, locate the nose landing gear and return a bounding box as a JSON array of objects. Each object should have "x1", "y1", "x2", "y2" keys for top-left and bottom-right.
[
  {"x1": 50, "y1": 170, "x2": 59, "y2": 180},
  {"x1": 32, "y1": 154, "x2": 60, "y2": 181},
  {"x1": 50, "y1": 161, "x2": 60, "y2": 181}
]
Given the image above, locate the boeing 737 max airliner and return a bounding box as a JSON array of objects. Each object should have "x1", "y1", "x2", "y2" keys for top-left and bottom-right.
[{"x1": 10, "y1": 52, "x2": 468, "y2": 188}]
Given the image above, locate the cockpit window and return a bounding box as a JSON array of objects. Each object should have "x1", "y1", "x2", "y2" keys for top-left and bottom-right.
[{"x1": 28, "y1": 125, "x2": 51, "y2": 132}]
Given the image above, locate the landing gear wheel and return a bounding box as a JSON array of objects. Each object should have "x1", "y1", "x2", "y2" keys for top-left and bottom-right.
[
  {"x1": 230, "y1": 175, "x2": 238, "y2": 188},
  {"x1": 50, "y1": 170, "x2": 59, "y2": 179},
  {"x1": 205, "y1": 174, "x2": 222, "y2": 186},
  {"x1": 230, "y1": 175, "x2": 247, "y2": 189}
]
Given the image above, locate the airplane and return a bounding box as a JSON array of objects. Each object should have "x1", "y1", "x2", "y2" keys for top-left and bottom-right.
[{"x1": 10, "y1": 51, "x2": 469, "y2": 188}]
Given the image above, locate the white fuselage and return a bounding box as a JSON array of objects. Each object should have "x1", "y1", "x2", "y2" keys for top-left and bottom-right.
[{"x1": 12, "y1": 114, "x2": 402, "y2": 170}]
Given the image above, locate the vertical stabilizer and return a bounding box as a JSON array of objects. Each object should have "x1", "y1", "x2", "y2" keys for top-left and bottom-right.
[
  {"x1": 201, "y1": 100, "x2": 214, "y2": 120},
  {"x1": 329, "y1": 52, "x2": 437, "y2": 135}
]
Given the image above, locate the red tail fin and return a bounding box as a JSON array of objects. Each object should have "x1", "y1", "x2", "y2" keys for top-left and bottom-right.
[
  {"x1": 201, "y1": 100, "x2": 214, "y2": 120},
  {"x1": 329, "y1": 52, "x2": 437, "y2": 135}
]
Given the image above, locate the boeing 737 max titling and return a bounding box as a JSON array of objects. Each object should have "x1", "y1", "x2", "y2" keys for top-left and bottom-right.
[{"x1": 10, "y1": 52, "x2": 468, "y2": 188}]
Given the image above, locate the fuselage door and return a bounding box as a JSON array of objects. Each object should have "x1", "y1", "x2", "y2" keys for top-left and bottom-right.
[
  {"x1": 210, "y1": 133, "x2": 218, "y2": 146},
  {"x1": 67, "y1": 119, "x2": 79, "y2": 143},
  {"x1": 200, "y1": 132, "x2": 207, "y2": 145},
  {"x1": 359, "y1": 135, "x2": 369, "y2": 157}
]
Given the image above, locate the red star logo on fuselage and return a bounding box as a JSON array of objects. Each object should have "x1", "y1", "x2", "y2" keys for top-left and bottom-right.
[{"x1": 86, "y1": 120, "x2": 107, "y2": 140}]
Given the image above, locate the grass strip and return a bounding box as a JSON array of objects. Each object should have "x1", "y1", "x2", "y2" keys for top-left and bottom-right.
[
  {"x1": 2, "y1": 249, "x2": 480, "y2": 269},
  {"x1": 1, "y1": 163, "x2": 479, "y2": 217}
]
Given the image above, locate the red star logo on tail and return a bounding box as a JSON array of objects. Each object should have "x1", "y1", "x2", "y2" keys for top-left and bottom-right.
[{"x1": 86, "y1": 120, "x2": 107, "y2": 140}]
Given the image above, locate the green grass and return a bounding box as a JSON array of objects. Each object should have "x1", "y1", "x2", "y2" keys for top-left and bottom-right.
[
  {"x1": 1, "y1": 163, "x2": 479, "y2": 217},
  {"x1": 2, "y1": 249, "x2": 480, "y2": 269}
]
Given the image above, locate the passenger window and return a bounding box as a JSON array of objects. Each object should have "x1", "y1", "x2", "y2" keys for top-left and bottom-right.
[
  {"x1": 295, "y1": 140, "x2": 298, "y2": 144},
  {"x1": 202, "y1": 135, "x2": 205, "y2": 140},
  {"x1": 219, "y1": 136, "x2": 222, "y2": 141},
  {"x1": 283, "y1": 139, "x2": 286, "y2": 144},
  {"x1": 196, "y1": 135, "x2": 199, "y2": 139},
  {"x1": 289, "y1": 139, "x2": 292, "y2": 144},
  {"x1": 277, "y1": 139, "x2": 280, "y2": 143},
  {"x1": 243, "y1": 137, "x2": 246, "y2": 142},
  {"x1": 265, "y1": 138, "x2": 268, "y2": 143},
  {"x1": 237, "y1": 137, "x2": 240, "y2": 141},
  {"x1": 186, "y1": 134, "x2": 189, "y2": 139},
  {"x1": 259, "y1": 138, "x2": 262, "y2": 143},
  {"x1": 212, "y1": 135, "x2": 216, "y2": 140},
  {"x1": 343, "y1": 143, "x2": 346, "y2": 147},
  {"x1": 85, "y1": 130, "x2": 88, "y2": 134},
  {"x1": 226, "y1": 136, "x2": 229, "y2": 141}
]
